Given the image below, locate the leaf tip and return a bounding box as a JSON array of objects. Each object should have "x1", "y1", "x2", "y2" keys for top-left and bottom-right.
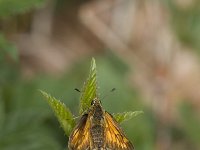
[
  {"x1": 91, "y1": 57, "x2": 96, "y2": 70},
  {"x1": 38, "y1": 89, "x2": 47, "y2": 97}
]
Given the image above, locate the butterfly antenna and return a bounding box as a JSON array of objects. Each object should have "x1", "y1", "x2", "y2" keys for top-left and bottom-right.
[
  {"x1": 101, "y1": 88, "x2": 116, "y2": 100},
  {"x1": 75, "y1": 88, "x2": 81, "y2": 93}
]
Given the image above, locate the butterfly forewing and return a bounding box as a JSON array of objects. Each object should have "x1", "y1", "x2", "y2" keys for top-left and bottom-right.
[
  {"x1": 68, "y1": 114, "x2": 91, "y2": 150},
  {"x1": 104, "y1": 112, "x2": 134, "y2": 150}
]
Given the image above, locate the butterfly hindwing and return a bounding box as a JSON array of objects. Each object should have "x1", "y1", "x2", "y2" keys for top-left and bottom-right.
[
  {"x1": 104, "y1": 112, "x2": 134, "y2": 150},
  {"x1": 68, "y1": 114, "x2": 91, "y2": 150}
]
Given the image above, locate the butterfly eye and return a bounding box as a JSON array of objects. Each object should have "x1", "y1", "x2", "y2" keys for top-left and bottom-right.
[{"x1": 91, "y1": 100, "x2": 95, "y2": 106}]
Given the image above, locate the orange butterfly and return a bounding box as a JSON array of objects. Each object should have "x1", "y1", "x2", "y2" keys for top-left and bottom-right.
[{"x1": 68, "y1": 98, "x2": 134, "y2": 150}]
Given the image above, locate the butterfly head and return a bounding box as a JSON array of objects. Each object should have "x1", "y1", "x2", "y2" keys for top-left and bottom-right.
[
  {"x1": 91, "y1": 97, "x2": 101, "y2": 106},
  {"x1": 90, "y1": 98, "x2": 104, "y2": 123}
]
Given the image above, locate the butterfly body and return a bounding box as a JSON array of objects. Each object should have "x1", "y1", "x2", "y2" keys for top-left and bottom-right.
[
  {"x1": 89, "y1": 99, "x2": 105, "y2": 149},
  {"x1": 68, "y1": 98, "x2": 134, "y2": 150}
]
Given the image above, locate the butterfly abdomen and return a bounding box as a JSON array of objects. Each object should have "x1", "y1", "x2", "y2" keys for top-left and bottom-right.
[{"x1": 91, "y1": 125, "x2": 104, "y2": 150}]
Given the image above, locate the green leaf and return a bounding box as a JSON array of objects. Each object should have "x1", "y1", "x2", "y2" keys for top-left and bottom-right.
[
  {"x1": 40, "y1": 90, "x2": 75, "y2": 136},
  {"x1": 113, "y1": 111, "x2": 143, "y2": 123},
  {"x1": 79, "y1": 58, "x2": 98, "y2": 114}
]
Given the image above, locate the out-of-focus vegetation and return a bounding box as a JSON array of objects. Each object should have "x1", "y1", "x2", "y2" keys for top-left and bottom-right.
[
  {"x1": 1, "y1": 0, "x2": 200, "y2": 150},
  {"x1": 0, "y1": 0, "x2": 44, "y2": 17},
  {"x1": 167, "y1": 0, "x2": 200, "y2": 52}
]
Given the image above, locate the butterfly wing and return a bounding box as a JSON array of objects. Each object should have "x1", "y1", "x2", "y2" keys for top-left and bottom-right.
[
  {"x1": 68, "y1": 114, "x2": 91, "y2": 150},
  {"x1": 104, "y1": 112, "x2": 134, "y2": 150}
]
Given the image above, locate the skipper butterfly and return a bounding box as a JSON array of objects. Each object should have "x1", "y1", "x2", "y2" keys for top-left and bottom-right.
[{"x1": 68, "y1": 98, "x2": 134, "y2": 150}]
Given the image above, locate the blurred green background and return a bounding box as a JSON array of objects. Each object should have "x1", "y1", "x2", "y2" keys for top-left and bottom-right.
[{"x1": 1, "y1": 0, "x2": 200, "y2": 150}]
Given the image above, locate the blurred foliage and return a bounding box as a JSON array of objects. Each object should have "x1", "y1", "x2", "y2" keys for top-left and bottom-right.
[
  {"x1": 0, "y1": 34, "x2": 18, "y2": 62},
  {"x1": 179, "y1": 102, "x2": 200, "y2": 149},
  {"x1": 0, "y1": 0, "x2": 45, "y2": 17},
  {"x1": 167, "y1": 0, "x2": 200, "y2": 53},
  {"x1": 0, "y1": 34, "x2": 19, "y2": 88}
]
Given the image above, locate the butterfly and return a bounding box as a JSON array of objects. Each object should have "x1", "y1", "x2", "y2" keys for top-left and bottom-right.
[{"x1": 68, "y1": 97, "x2": 134, "y2": 150}]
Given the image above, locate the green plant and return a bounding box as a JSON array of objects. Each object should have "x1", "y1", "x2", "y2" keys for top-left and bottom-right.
[{"x1": 40, "y1": 58, "x2": 143, "y2": 137}]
